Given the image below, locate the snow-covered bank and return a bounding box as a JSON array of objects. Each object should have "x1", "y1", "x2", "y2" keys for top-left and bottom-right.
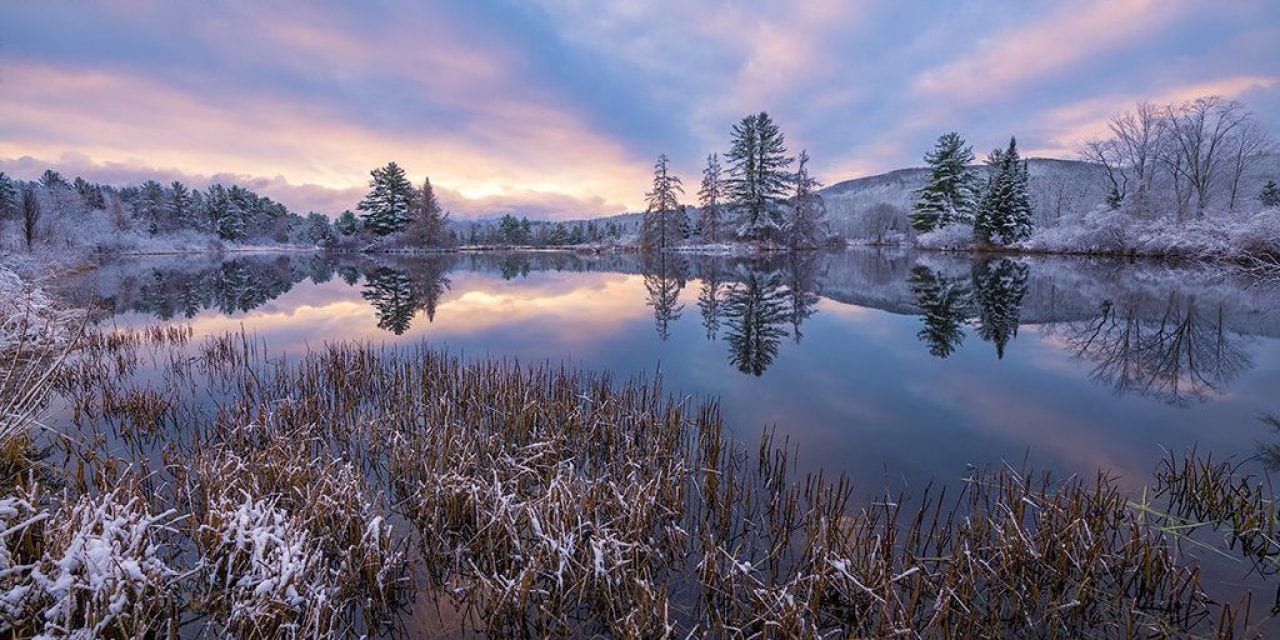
[
  {"x1": 0, "y1": 258, "x2": 83, "y2": 351},
  {"x1": 917, "y1": 208, "x2": 1280, "y2": 263}
]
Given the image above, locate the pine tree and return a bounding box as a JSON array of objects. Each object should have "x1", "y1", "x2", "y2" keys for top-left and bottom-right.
[
  {"x1": 786, "y1": 150, "x2": 826, "y2": 248},
  {"x1": 0, "y1": 172, "x2": 16, "y2": 217},
  {"x1": 362, "y1": 267, "x2": 418, "y2": 334},
  {"x1": 73, "y1": 177, "x2": 106, "y2": 209},
  {"x1": 205, "y1": 184, "x2": 245, "y2": 240},
  {"x1": 726, "y1": 112, "x2": 792, "y2": 241},
  {"x1": 973, "y1": 137, "x2": 1033, "y2": 246},
  {"x1": 910, "y1": 132, "x2": 977, "y2": 232},
  {"x1": 406, "y1": 177, "x2": 450, "y2": 246},
  {"x1": 697, "y1": 153, "x2": 725, "y2": 242},
  {"x1": 169, "y1": 182, "x2": 193, "y2": 228},
  {"x1": 498, "y1": 214, "x2": 522, "y2": 245},
  {"x1": 357, "y1": 162, "x2": 414, "y2": 235},
  {"x1": 1262, "y1": 180, "x2": 1280, "y2": 208},
  {"x1": 335, "y1": 210, "x2": 361, "y2": 235},
  {"x1": 641, "y1": 154, "x2": 684, "y2": 252},
  {"x1": 40, "y1": 170, "x2": 67, "y2": 190}
]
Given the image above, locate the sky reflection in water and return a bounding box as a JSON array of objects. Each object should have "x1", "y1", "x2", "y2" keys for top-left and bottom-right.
[{"x1": 61, "y1": 249, "x2": 1280, "y2": 494}]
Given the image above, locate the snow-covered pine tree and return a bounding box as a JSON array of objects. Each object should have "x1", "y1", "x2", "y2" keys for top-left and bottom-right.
[
  {"x1": 726, "y1": 112, "x2": 792, "y2": 241},
  {"x1": 169, "y1": 182, "x2": 193, "y2": 229},
  {"x1": 910, "y1": 132, "x2": 977, "y2": 232},
  {"x1": 73, "y1": 177, "x2": 105, "y2": 210},
  {"x1": 357, "y1": 162, "x2": 415, "y2": 236},
  {"x1": 697, "y1": 153, "x2": 725, "y2": 242},
  {"x1": 0, "y1": 172, "x2": 16, "y2": 217},
  {"x1": 205, "y1": 184, "x2": 246, "y2": 240},
  {"x1": 406, "y1": 177, "x2": 450, "y2": 246},
  {"x1": 139, "y1": 179, "x2": 166, "y2": 234},
  {"x1": 973, "y1": 137, "x2": 1033, "y2": 246},
  {"x1": 641, "y1": 154, "x2": 684, "y2": 252},
  {"x1": 786, "y1": 150, "x2": 827, "y2": 248},
  {"x1": 1262, "y1": 180, "x2": 1280, "y2": 208}
]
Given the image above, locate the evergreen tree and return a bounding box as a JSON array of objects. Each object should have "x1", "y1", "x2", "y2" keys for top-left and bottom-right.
[
  {"x1": 335, "y1": 210, "x2": 361, "y2": 235},
  {"x1": 910, "y1": 132, "x2": 977, "y2": 232},
  {"x1": 548, "y1": 223, "x2": 571, "y2": 245},
  {"x1": 0, "y1": 172, "x2": 15, "y2": 217},
  {"x1": 40, "y1": 170, "x2": 67, "y2": 190},
  {"x1": 786, "y1": 150, "x2": 827, "y2": 248},
  {"x1": 641, "y1": 154, "x2": 684, "y2": 252},
  {"x1": 697, "y1": 153, "x2": 725, "y2": 242},
  {"x1": 357, "y1": 162, "x2": 414, "y2": 235},
  {"x1": 406, "y1": 177, "x2": 450, "y2": 246},
  {"x1": 908, "y1": 265, "x2": 971, "y2": 358},
  {"x1": 169, "y1": 182, "x2": 192, "y2": 228},
  {"x1": 303, "y1": 212, "x2": 334, "y2": 245},
  {"x1": 726, "y1": 112, "x2": 792, "y2": 241},
  {"x1": 1262, "y1": 180, "x2": 1280, "y2": 208},
  {"x1": 973, "y1": 137, "x2": 1033, "y2": 246},
  {"x1": 971, "y1": 258, "x2": 1028, "y2": 359},
  {"x1": 204, "y1": 184, "x2": 245, "y2": 240},
  {"x1": 498, "y1": 214, "x2": 522, "y2": 244},
  {"x1": 138, "y1": 180, "x2": 166, "y2": 234},
  {"x1": 73, "y1": 177, "x2": 106, "y2": 209}
]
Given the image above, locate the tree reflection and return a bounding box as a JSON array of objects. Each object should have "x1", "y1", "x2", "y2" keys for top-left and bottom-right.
[
  {"x1": 908, "y1": 265, "x2": 972, "y2": 358},
  {"x1": 360, "y1": 259, "x2": 453, "y2": 335},
  {"x1": 642, "y1": 254, "x2": 687, "y2": 341},
  {"x1": 723, "y1": 267, "x2": 790, "y2": 376},
  {"x1": 784, "y1": 253, "x2": 821, "y2": 344},
  {"x1": 697, "y1": 261, "x2": 725, "y2": 341},
  {"x1": 1059, "y1": 293, "x2": 1251, "y2": 405},
  {"x1": 971, "y1": 258, "x2": 1028, "y2": 359}
]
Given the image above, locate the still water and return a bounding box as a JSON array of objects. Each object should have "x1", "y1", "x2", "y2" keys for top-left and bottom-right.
[{"x1": 57, "y1": 248, "x2": 1280, "y2": 492}]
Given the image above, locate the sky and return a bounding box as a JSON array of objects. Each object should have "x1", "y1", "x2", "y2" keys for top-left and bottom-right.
[{"x1": 2, "y1": 0, "x2": 1278, "y2": 220}]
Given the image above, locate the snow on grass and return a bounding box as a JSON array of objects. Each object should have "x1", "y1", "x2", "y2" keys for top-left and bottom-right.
[{"x1": 1, "y1": 485, "x2": 177, "y2": 639}]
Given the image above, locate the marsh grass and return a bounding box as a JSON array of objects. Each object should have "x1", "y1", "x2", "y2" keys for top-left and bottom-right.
[{"x1": 3, "y1": 327, "x2": 1280, "y2": 637}]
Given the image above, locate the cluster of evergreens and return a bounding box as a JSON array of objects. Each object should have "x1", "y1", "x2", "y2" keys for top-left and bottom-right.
[
  {"x1": 642, "y1": 111, "x2": 833, "y2": 252},
  {"x1": 909, "y1": 133, "x2": 1034, "y2": 246}
]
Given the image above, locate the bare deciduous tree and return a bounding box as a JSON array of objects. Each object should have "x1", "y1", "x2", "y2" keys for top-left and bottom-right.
[
  {"x1": 1225, "y1": 120, "x2": 1274, "y2": 213},
  {"x1": 1160, "y1": 96, "x2": 1249, "y2": 219}
]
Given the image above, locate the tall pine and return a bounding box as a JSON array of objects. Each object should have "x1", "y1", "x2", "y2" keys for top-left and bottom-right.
[
  {"x1": 358, "y1": 162, "x2": 414, "y2": 236},
  {"x1": 786, "y1": 150, "x2": 826, "y2": 248},
  {"x1": 910, "y1": 132, "x2": 977, "y2": 232},
  {"x1": 697, "y1": 153, "x2": 724, "y2": 242},
  {"x1": 641, "y1": 154, "x2": 684, "y2": 252},
  {"x1": 973, "y1": 137, "x2": 1033, "y2": 246},
  {"x1": 407, "y1": 177, "x2": 450, "y2": 246},
  {"x1": 726, "y1": 112, "x2": 792, "y2": 241}
]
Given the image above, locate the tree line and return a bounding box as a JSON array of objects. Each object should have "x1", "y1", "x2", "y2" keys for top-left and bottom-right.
[{"x1": 0, "y1": 169, "x2": 334, "y2": 251}]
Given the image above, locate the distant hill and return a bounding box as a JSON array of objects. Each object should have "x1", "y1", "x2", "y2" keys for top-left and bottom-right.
[{"x1": 820, "y1": 158, "x2": 1107, "y2": 240}]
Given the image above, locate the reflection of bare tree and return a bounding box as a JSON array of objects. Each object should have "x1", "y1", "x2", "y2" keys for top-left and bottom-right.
[
  {"x1": 908, "y1": 265, "x2": 972, "y2": 358},
  {"x1": 697, "y1": 261, "x2": 725, "y2": 341},
  {"x1": 642, "y1": 254, "x2": 687, "y2": 341},
  {"x1": 723, "y1": 268, "x2": 789, "y2": 376},
  {"x1": 1061, "y1": 293, "x2": 1252, "y2": 406},
  {"x1": 784, "y1": 253, "x2": 820, "y2": 344},
  {"x1": 1255, "y1": 415, "x2": 1280, "y2": 472},
  {"x1": 407, "y1": 257, "x2": 453, "y2": 322}
]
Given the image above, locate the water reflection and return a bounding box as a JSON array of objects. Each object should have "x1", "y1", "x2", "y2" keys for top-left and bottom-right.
[
  {"x1": 61, "y1": 250, "x2": 1273, "y2": 402},
  {"x1": 1051, "y1": 293, "x2": 1251, "y2": 406}
]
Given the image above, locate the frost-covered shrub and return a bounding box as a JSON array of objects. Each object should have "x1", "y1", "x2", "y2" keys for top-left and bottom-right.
[
  {"x1": 915, "y1": 223, "x2": 975, "y2": 250},
  {"x1": 0, "y1": 263, "x2": 81, "y2": 352},
  {"x1": 1, "y1": 486, "x2": 176, "y2": 638}
]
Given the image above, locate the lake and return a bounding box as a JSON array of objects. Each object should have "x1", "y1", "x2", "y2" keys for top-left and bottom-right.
[{"x1": 55, "y1": 248, "x2": 1280, "y2": 495}]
